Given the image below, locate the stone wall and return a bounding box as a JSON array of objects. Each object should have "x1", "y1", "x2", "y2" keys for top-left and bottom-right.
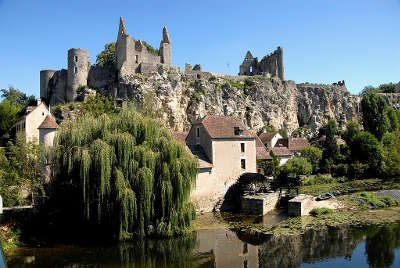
[{"x1": 241, "y1": 192, "x2": 279, "y2": 215}]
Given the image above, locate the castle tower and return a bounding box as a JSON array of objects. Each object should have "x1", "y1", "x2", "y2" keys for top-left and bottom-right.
[
  {"x1": 276, "y1": 46, "x2": 284, "y2": 80},
  {"x1": 160, "y1": 26, "x2": 171, "y2": 66},
  {"x1": 40, "y1": 70, "x2": 56, "y2": 101},
  {"x1": 116, "y1": 17, "x2": 128, "y2": 71},
  {"x1": 67, "y1": 48, "x2": 89, "y2": 102}
]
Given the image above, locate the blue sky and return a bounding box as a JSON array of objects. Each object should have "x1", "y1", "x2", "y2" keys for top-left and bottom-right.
[{"x1": 0, "y1": 0, "x2": 399, "y2": 96}]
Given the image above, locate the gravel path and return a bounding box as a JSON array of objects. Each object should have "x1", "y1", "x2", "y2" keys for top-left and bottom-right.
[{"x1": 376, "y1": 190, "x2": 400, "y2": 202}]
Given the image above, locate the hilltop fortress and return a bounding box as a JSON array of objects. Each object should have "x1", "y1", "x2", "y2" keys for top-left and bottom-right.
[
  {"x1": 40, "y1": 17, "x2": 288, "y2": 105},
  {"x1": 40, "y1": 17, "x2": 172, "y2": 105},
  {"x1": 39, "y1": 17, "x2": 367, "y2": 135}
]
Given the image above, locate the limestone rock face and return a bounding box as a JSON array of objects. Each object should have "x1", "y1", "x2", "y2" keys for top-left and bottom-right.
[{"x1": 114, "y1": 70, "x2": 362, "y2": 134}]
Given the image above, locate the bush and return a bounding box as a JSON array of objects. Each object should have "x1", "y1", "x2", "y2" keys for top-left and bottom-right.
[
  {"x1": 300, "y1": 146, "x2": 322, "y2": 173},
  {"x1": 309, "y1": 207, "x2": 333, "y2": 217},
  {"x1": 277, "y1": 157, "x2": 312, "y2": 187},
  {"x1": 302, "y1": 174, "x2": 334, "y2": 186},
  {"x1": 356, "y1": 192, "x2": 398, "y2": 209}
]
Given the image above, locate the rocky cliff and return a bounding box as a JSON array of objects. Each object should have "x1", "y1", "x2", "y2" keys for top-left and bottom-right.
[{"x1": 111, "y1": 68, "x2": 361, "y2": 134}]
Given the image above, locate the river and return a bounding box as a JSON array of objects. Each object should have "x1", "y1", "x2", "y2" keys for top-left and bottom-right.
[{"x1": 4, "y1": 213, "x2": 400, "y2": 268}]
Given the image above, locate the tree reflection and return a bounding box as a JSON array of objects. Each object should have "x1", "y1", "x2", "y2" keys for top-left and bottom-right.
[
  {"x1": 118, "y1": 232, "x2": 200, "y2": 267},
  {"x1": 365, "y1": 224, "x2": 400, "y2": 268}
]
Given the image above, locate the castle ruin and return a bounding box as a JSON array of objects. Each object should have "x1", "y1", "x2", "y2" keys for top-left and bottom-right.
[
  {"x1": 40, "y1": 17, "x2": 172, "y2": 105},
  {"x1": 239, "y1": 47, "x2": 284, "y2": 80},
  {"x1": 116, "y1": 17, "x2": 171, "y2": 76}
]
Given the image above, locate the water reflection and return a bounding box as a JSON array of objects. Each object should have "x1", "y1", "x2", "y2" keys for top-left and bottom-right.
[{"x1": 6, "y1": 221, "x2": 400, "y2": 268}]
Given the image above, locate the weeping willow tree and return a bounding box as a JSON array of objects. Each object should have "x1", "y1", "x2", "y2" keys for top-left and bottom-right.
[{"x1": 50, "y1": 109, "x2": 198, "y2": 240}]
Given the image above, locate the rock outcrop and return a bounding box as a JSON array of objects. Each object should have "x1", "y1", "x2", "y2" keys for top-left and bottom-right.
[{"x1": 113, "y1": 69, "x2": 361, "y2": 134}]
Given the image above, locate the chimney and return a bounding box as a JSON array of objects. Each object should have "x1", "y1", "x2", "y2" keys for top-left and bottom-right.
[{"x1": 37, "y1": 98, "x2": 42, "y2": 106}]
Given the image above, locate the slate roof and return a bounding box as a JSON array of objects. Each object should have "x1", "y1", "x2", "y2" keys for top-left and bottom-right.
[
  {"x1": 201, "y1": 115, "x2": 253, "y2": 139},
  {"x1": 38, "y1": 115, "x2": 59, "y2": 129}
]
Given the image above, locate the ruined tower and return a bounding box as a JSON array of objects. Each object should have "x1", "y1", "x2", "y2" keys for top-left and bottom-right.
[
  {"x1": 116, "y1": 17, "x2": 172, "y2": 76},
  {"x1": 276, "y1": 46, "x2": 284, "y2": 81},
  {"x1": 160, "y1": 26, "x2": 171, "y2": 66},
  {"x1": 67, "y1": 48, "x2": 89, "y2": 102},
  {"x1": 239, "y1": 47, "x2": 284, "y2": 80},
  {"x1": 116, "y1": 16, "x2": 128, "y2": 71},
  {"x1": 40, "y1": 70, "x2": 57, "y2": 100}
]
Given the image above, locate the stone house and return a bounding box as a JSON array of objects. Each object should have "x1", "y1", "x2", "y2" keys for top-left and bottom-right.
[
  {"x1": 258, "y1": 132, "x2": 310, "y2": 165},
  {"x1": 259, "y1": 131, "x2": 283, "y2": 149},
  {"x1": 15, "y1": 100, "x2": 58, "y2": 146},
  {"x1": 175, "y1": 115, "x2": 259, "y2": 212},
  {"x1": 275, "y1": 137, "x2": 310, "y2": 156}
]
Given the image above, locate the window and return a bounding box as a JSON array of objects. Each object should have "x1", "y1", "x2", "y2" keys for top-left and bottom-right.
[
  {"x1": 135, "y1": 55, "x2": 139, "y2": 64},
  {"x1": 74, "y1": 66, "x2": 78, "y2": 73},
  {"x1": 74, "y1": 56, "x2": 78, "y2": 62},
  {"x1": 196, "y1": 127, "x2": 200, "y2": 137},
  {"x1": 241, "y1": 143, "x2": 245, "y2": 153},
  {"x1": 249, "y1": 66, "x2": 253, "y2": 73},
  {"x1": 241, "y1": 159, "x2": 246, "y2": 170},
  {"x1": 42, "y1": 112, "x2": 45, "y2": 116}
]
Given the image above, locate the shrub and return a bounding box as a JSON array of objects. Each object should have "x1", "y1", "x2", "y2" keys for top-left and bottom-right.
[
  {"x1": 356, "y1": 192, "x2": 398, "y2": 209},
  {"x1": 300, "y1": 146, "x2": 322, "y2": 173},
  {"x1": 309, "y1": 207, "x2": 333, "y2": 217}
]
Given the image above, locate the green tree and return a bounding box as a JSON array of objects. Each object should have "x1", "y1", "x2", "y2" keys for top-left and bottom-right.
[
  {"x1": 50, "y1": 109, "x2": 198, "y2": 239},
  {"x1": 81, "y1": 94, "x2": 116, "y2": 116},
  {"x1": 277, "y1": 157, "x2": 312, "y2": 187},
  {"x1": 348, "y1": 131, "x2": 383, "y2": 177},
  {"x1": 0, "y1": 135, "x2": 43, "y2": 206},
  {"x1": 1, "y1": 86, "x2": 35, "y2": 106},
  {"x1": 386, "y1": 106, "x2": 400, "y2": 132},
  {"x1": 378, "y1": 83, "x2": 398, "y2": 93},
  {"x1": 342, "y1": 121, "x2": 361, "y2": 144},
  {"x1": 300, "y1": 146, "x2": 322, "y2": 173},
  {"x1": 0, "y1": 99, "x2": 21, "y2": 141},
  {"x1": 361, "y1": 91, "x2": 390, "y2": 140},
  {"x1": 382, "y1": 131, "x2": 400, "y2": 178},
  {"x1": 319, "y1": 120, "x2": 339, "y2": 172},
  {"x1": 96, "y1": 42, "x2": 116, "y2": 67}
]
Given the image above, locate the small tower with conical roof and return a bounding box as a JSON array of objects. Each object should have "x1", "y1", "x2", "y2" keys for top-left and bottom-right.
[{"x1": 160, "y1": 26, "x2": 171, "y2": 66}]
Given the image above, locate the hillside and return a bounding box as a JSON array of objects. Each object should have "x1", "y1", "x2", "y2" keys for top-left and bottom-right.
[{"x1": 103, "y1": 68, "x2": 362, "y2": 134}]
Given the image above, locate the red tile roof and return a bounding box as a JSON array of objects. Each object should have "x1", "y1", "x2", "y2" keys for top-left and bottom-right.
[
  {"x1": 201, "y1": 115, "x2": 253, "y2": 139},
  {"x1": 38, "y1": 115, "x2": 59, "y2": 129},
  {"x1": 255, "y1": 136, "x2": 272, "y2": 160},
  {"x1": 288, "y1": 138, "x2": 310, "y2": 152},
  {"x1": 259, "y1": 131, "x2": 279, "y2": 144},
  {"x1": 272, "y1": 146, "x2": 293, "y2": 157},
  {"x1": 171, "y1": 131, "x2": 188, "y2": 144}
]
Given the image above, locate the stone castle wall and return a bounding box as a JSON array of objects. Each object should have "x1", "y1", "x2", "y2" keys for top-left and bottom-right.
[{"x1": 239, "y1": 47, "x2": 284, "y2": 80}]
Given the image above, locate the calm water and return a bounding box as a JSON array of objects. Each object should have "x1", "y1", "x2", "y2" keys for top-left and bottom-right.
[{"x1": 5, "y1": 216, "x2": 400, "y2": 268}]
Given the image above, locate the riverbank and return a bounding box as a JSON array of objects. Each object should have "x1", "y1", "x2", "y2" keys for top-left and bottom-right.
[{"x1": 231, "y1": 206, "x2": 400, "y2": 240}]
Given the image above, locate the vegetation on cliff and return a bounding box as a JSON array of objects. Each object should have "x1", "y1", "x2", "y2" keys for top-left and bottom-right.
[{"x1": 49, "y1": 108, "x2": 198, "y2": 239}]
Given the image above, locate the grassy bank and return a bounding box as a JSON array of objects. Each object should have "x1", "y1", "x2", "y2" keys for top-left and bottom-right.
[
  {"x1": 300, "y1": 178, "x2": 400, "y2": 196},
  {"x1": 232, "y1": 206, "x2": 400, "y2": 239}
]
